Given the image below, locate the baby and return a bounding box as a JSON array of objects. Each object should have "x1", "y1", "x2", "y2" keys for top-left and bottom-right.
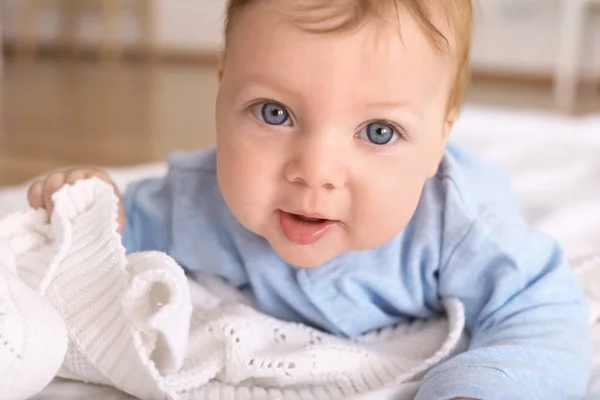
[{"x1": 28, "y1": 0, "x2": 591, "y2": 399}]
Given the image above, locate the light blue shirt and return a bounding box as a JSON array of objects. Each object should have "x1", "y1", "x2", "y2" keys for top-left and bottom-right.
[{"x1": 122, "y1": 144, "x2": 591, "y2": 400}]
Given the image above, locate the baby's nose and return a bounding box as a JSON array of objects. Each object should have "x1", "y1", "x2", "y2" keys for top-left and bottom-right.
[{"x1": 284, "y1": 136, "x2": 348, "y2": 189}]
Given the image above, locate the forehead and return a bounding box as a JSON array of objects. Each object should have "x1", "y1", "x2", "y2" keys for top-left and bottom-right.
[{"x1": 224, "y1": 1, "x2": 454, "y2": 108}]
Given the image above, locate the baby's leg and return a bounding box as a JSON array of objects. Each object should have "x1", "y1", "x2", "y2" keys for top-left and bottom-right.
[{"x1": 0, "y1": 259, "x2": 67, "y2": 400}]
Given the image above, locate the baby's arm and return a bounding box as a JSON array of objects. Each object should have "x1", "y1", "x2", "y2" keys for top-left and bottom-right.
[{"x1": 416, "y1": 214, "x2": 591, "y2": 400}]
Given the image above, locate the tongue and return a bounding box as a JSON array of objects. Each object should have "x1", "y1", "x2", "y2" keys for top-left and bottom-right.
[{"x1": 280, "y1": 211, "x2": 334, "y2": 245}]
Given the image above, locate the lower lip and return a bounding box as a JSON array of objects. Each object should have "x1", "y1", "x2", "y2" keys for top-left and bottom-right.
[{"x1": 279, "y1": 211, "x2": 338, "y2": 245}]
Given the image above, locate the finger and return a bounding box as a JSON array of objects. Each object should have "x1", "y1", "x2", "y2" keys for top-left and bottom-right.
[
  {"x1": 84, "y1": 168, "x2": 109, "y2": 181},
  {"x1": 84, "y1": 169, "x2": 115, "y2": 189},
  {"x1": 64, "y1": 169, "x2": 89, "y2": 185},
  {"x1": 83, "y1": 169, "x2": 124, "y2": 232},
  {"x1": 84, "y1": 169, "x2": 122, "y2": 198},
  {"x1": 42, "y1": 172, "x2": 67, "y2": 215},
  {"x1": 27, "y1": 180, "x2": 45, "y2": 209},
  {"x1": 116, "y1": 203, "x2": 126, "y2": 233}
]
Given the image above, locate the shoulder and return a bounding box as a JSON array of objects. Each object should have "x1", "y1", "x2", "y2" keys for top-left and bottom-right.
[
  {"x1": 411, "y1": 143, "x2": 526, "y2": 268},
  {"x1": 124, "y1": 146, "x2": 220, "y2": 206},
  {"x1": 432, "y1": 143, "x2": 522, "y2": 222},
  {"x1": 167, "y1": 146, "x2": 217, "y2": 175},
  {"x1": 159, "y1": 146, "x2": 220, "y2": 199},
  {"x1": 418, "y1": 142, "x2": 524, "y2": 231},
  {"x1": 432, "y1": 146, "x2": 565, "y2": 276}
]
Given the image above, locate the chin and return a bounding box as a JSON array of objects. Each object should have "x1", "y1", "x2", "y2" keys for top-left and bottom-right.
[{"x1": 272, "y1": 243, "x2": 340, "y2": 268}]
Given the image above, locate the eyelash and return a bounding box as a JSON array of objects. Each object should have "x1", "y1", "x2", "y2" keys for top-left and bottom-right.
[
  {"x1": 359, "y1": 120, "x2": 408, "y2": 142},
  {"x1": 246, "y1": 98, "x2": 295, "y2": 125},
  {"x1": 245, "y1": 99, "x2": 408, "y2": 142}
]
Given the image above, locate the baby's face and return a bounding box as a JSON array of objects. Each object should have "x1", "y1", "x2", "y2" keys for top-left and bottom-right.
[{"x1": 216, "y1": 1, "x2": 456, "y2": 267}]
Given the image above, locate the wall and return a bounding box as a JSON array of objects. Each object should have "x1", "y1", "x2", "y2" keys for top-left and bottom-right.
[
  {"x1": 153, "y1": 0, "x2": 226, "y2": 51},
  {"x1": 471, "y1": 0, "x2": 600, "y2": 78},
  {"x1": 1, "y1": 0, "x2": 227, "y2": 51},
  {"x1": 1, "y1": 0, "x2": 599, "y2": 78}
]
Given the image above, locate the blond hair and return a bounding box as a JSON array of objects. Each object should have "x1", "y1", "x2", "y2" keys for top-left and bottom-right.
[{"x1": 224, "y1": 0, "x2": 472, "y2": 114}]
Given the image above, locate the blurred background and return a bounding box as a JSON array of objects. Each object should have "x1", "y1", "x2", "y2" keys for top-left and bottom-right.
[{"x1": 0, "y1": 0, "x2": 599, "y2": 187}]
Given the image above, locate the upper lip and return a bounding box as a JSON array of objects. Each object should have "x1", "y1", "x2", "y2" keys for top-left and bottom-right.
[{"x1": 283, "y1": 210, "x2": 335, "y2": 221}]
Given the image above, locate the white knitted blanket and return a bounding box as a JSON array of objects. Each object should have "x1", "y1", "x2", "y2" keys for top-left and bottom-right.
[{"x1": 0, "y1": 179, "x2": 598, "y2": 400}]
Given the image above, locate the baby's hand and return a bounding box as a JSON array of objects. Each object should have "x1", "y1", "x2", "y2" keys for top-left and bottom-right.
[{"x1": 27, "y1": 168, "x2": 125, "y2": 232}]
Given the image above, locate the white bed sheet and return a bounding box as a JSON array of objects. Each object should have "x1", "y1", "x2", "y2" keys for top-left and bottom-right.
[{"x1": 1, "y1": 105, "x2": 599, "y2": 399}]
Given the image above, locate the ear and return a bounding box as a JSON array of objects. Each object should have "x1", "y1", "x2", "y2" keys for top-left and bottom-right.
[
  {"x1": 217, "y1": 52, "x2": 225, "y2": 82},
  {"x1": 443, "y1": 108, "x2": 457, "y2": 143},
  {"x1": 427, "y1": 109, "x2": 457, "y2": 178}
]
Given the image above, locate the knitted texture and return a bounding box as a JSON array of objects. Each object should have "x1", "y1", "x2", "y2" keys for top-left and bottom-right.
[
  {"x1": 0, "y1": 179, "x2": 481, "y2": 400},
  {"x1": 0, "y1": 239, "x2": 68, "y2": 400}
]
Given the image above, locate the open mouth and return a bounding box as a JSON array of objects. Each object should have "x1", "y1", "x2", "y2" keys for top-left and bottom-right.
[
  {"x1": 290, "y1": 213, "x2": 328, "y2": 223},
  {"x1": 279, "y1": 210, "x2": 338, "y2": 245}
]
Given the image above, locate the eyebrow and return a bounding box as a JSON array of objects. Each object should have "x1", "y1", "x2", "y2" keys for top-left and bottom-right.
[{"x1": 237, "y1": 75, "x2": 304, "y2": 102}]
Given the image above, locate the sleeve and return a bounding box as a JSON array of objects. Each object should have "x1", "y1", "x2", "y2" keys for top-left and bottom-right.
[
  {"x1": 415, "y1": 214, "x2": 592, "y2": 400},
  {"x1": 120, "y1": 175, "x2": 173, "y2": 254}
]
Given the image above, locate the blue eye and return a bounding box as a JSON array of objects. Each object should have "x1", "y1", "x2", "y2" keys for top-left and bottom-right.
[
  {"x1": 250, "y1": 102, "x2": 292, "y2": 126},
  {"x1": 357, "y1": 122, "x2": 400, "y2": 145}
]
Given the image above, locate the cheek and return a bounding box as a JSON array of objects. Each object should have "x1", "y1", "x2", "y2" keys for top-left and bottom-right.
[
  {"x1": 218, "y1": 131, "x2": 268, "y2": 193},
  {"x1": 217, "y1": 144, "x2": 270, "y2": 233},
  {"x1": 217, "y1": 97, "x2": 262, "y2": 182},
  {"x1": 216, "y1": 110, "x2": 285, "y2": 232},
  {"x1": 218, "y1": 125, "x2": 283, "y2": 189},
  {"x1": 351, "y1": 153, "x2": 431, "y2": 247}
]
